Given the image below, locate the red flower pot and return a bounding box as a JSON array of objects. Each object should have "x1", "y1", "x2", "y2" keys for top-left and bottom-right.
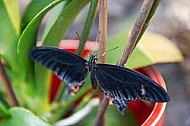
[{"x1": 50, "y1": 40, "x2": 168, "y2": 125}]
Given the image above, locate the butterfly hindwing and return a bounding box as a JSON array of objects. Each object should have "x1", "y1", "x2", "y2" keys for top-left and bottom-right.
[
  {"x1": 95, "y1": 64, "x2": 170, "y2": 113},
  {"x1": 30, "y1": 46, "x2": 88, "y2": 94}
]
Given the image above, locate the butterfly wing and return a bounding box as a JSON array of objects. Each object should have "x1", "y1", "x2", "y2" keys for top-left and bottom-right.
[
  {"x1": 95, "y1": 64, "x2": 170, "y2": 114},
  {"x1": 30, "y1": 46, "x2": 88, "y2": 94}
]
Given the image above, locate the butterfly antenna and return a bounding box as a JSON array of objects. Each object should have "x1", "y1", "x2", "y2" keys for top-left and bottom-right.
[
  {"x1": 105, "y1": 46, "x2": 119, "y2": 53},
  {"x1": 75, "y1": 31, "x2": 81, "y2": 39},
  {"x1": 92, "y1": 30, "x2": 100, "y2": 55},
  {"x1": 98, "y1": 46, "x2": 119, "y2": 59},
  {"x1": 75, "y1": 32, "x2": 90, "y2": 51}
]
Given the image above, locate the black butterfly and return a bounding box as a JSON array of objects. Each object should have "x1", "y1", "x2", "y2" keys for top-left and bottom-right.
[{"x1": 30, "y1": 46, "x2": 170, "y2": 114}]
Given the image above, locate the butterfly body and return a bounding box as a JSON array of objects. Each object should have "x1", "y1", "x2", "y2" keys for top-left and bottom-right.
[
  {"x1": 30, "y1": 46, "x2": 170, "y2": 114},
  {"x1": 86, "y1": 54, "x2": 98, "y2": 72}
]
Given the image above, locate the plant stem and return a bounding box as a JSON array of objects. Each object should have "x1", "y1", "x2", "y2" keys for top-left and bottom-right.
[
  {"x1": 76, "y1": 0, "x2": 98, "y2": 55},
  {"x1": 0, "y1": 60, "x2": 19, "y2": 106},
  {"x1": 136, "y1": 0, "x2": 161, "y2": 43},
  {"x1": 95, "y1": 97, "x2": 109, "y2": 126},
  {"x1": 95, "y1": 0, "x2": 108, "y2": 126},
  {"x1": 118, "y1": 0, "x2": 155, "y2": 66}
]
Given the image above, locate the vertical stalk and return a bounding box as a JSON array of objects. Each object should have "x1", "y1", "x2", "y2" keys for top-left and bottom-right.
[
  {"x1": 0, "y1": 60, "x2": 19, "y2": 106},
  {"x1": 98, "y1": 0, "x2": 107, "y2": 61},
  {"x1": 95, "y1": 0, "x2": 108, "y2": 126},
  {"x1": 76, "y1": 0, "x2": 98, "y2": 55},
  {"x1": 118, "y1": 0, "x2": 155, "y2": 66}
]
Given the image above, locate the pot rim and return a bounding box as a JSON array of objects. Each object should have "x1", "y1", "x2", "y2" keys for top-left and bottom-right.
[{"x1": 141, "y1": 67, "x2": 168, "y2": 126}]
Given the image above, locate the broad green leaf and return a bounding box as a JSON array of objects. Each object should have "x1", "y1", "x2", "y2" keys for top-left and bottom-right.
[
  {"x1": 17, "y1": 0, "x2": 64, "y2": 114},
  {"x1": 107, "y1": 32, "x2": 183, "y2": 69},
  {"x1": 0, "y1": 91, "x2": 10, "y2": 109},
  {"x1": 41, "y1": 1, "x2": 66, "y2": 40},
  {"x1": 32, "y1": 0, "x2": 90, "y2": 115},
  {"x1": 0, "y1": 103, "x2": 10, "y2": 118},
  {"x1": 42, "y1": 0, "x2": 90, "y2": 46},
  {"x1": 0, "y1": 107, "x2": 51, "y2": 126},
  {"x1": 3, "y1": 0, "x2": 20, "y2": 34},
  {"x1": 0, "y1": 0, "x2": 21, "y2": 74},
  {"x1": 21, "y1": 0, "x2": 54, "y2": 30},
  {"x1": 127, "y1": 32, "x2": 183, "y2": 68},
  {"x1": 76, "y1": 0, "x2": 98, "y2": 55},
  {"x1": 18, "y1": 0, "x2": 64, "y2": 84}
]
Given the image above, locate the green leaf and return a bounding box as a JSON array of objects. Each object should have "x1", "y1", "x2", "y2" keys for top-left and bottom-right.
[
  {"x1": 76, "y1": 0, "x2": 98, "y2": 55},
  {"x1": 127, "y1": 32, "x2": 183, "y2": 68},
  {"x1": 18, "y1": 0, "x2": 64, "y2": 84},
  {"x1": 41, "y1": 1, "x2": 66, "y2": 40},
  {"x1": 107, "y1": 32, "x2": 183, "y2": 68},
  {"x1": 74, "y1": 105, "x2": 137, "y2": 126},
  {"x1": 31, "y1": 0, "x2": 90, "y2": 115},
  {"x1": 0, "y1": 107, "x2": 51, "y2": 126},
  {"x1": 21, "y1": 0, "x2": 54, "y2": 30},
  {"x1": 42, "y1": 0, "x2": 90, "y2": 46},
  {"x1": 0, "y1": 0, "x2": 21, "y2": 74},
  {"x1": 17, "y1": 0, "x2": 64, "y2": 114},
  {"x1": 0, "y1": 91, "x2": 10, "y2": 109},
  {"x1": 0, "y1": 103, "x2": 10, "y2": 118}
]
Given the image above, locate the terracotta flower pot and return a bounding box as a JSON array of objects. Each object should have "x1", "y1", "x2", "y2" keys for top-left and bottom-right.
[{"x1": 50, "y1": 40, "x2": 168, "y2": 125}]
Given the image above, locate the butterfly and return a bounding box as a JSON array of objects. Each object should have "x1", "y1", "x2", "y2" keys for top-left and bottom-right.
[{"x1": 30, "y1": 46, "x2": 170, "y2": 114}]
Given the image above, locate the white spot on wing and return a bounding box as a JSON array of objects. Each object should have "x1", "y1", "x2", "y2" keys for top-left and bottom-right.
[{"x1": 141, "y1": 85, "x2": 146, "y2": 96}]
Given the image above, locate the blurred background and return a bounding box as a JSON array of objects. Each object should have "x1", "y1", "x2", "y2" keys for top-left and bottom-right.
[{"x1": 19, "y1": 0, "x2": 190, "y2": 125}]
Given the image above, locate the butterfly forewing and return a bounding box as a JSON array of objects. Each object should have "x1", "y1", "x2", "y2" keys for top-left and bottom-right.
[
  {"x1": 95, "y1": 64, "x2": 170, "y2": 113},
  {"x1": 30, "y1": 46, "x2": 88, "y2": 94}
]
